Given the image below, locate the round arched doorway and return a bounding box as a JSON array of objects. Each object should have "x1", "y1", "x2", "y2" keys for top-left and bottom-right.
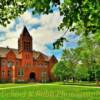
[{"x1": 29, "y1": 72, "x2": 36, "y2": 81}]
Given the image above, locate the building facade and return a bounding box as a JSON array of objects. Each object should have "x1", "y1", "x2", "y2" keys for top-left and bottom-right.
[{"x1": 0, "y1": 26, "x2": 57, "y2": 82}]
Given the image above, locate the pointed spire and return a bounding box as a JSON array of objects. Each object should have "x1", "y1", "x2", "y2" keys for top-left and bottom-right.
[{"x1": 21, "y1": 26, "x2": 30, "y2": 36}]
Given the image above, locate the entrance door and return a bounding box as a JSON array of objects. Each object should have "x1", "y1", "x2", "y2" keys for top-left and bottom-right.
[{"x1": 29, "y1": 72, "x2": 36, "y2": 81}]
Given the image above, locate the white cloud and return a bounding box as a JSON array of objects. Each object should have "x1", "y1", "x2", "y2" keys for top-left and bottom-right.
[
  {"x1": 40, "y1": 12, "x2": 62, "y2": 29},
  {"x1": 0, "y1": 38, "x2": 18, "y2": 49},
  {"x1": 21, "y1": 11, "x2": 39, "y2": 25},
  {"x1": 28, "y1": 12, "x2": 63, "y2": 53},
  {"x1": 0, "y1": 10, "x2": 65, "y2": 54}
]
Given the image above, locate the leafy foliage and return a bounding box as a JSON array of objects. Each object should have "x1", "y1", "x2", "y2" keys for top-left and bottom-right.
[
  {"x1": 0, "y1": 0, "x2": 60, "y2": 26},
  {"x1": 54, "y1": 0, "x2": 100, "y2": 49},
  {"x1": 59, "y1": 0, "x2": 100, "y2": 36},
  {"x1": 54, "y1": 34, "x2": 100, "y2": 83},
  {"x1": 95, "y1": 69, "x2": 100, "y2": 81},
  {"x1": 75, "y1": 35, "x2": 100, "y2": 81},
  {"x1": 53, "y1": 37, "x2": 67, "y2": 49},
  {"x1": 52, "y1": 61, "x2": 72, "y2": 81},
  {"x1": 75, "y1": 64, "x2": 88, "y2": 81}
]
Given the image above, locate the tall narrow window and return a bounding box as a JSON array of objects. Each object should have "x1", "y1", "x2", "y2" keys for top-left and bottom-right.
[
  {"x1": 1, "y1": 60, "x2": 6, "y2": 67},
  {"x1": 2, "y1": 71, "x2": 5, "y2": 79},
  {"x1": 8, "y1": 70, "x2": 12, "y2": 79},
  {"x1": 18, "y1": 69, "x2": 24, "y2": 76},
  {"x1": 18, "y1": 40, "x2": 20, "y2": 50},
  {"x1": 41, "y1": 72, "x2": 47, "y2": 83}
]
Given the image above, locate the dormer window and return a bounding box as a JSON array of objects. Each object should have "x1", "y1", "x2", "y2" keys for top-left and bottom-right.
[{"x1": 18, "y1": 26, "x2": 32, "y2": 53}]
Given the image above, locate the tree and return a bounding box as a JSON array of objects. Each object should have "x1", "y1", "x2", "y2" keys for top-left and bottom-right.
[
  {"x1": 95, "y1": 70, "x2": 100, "y2": 86},
  {"x1": 59, "y1": 0, "x2": 100, "y2": 35},
  {"x1": 60, "y1": 36, "x2": 100, "y2": 83},
  {"x1": 75, "y1": 64, "x2": 88, "y2": 81},
  {"x1": 0, "y1": 0, "x2": 60, "y2": 26},
  {"x1": 77, "y1": 36, "x2": 100, "y2": 81},
  {"x1": 52, "y1": 61, "x2": 71, "y2": 81},
  {"x1": 54, "y1": 0, "x2": 100, "y2": 48},
  {"x1": 61, "y1": 49, "x2": 80, "y2": 81},
  {"x1": 92, "y1": 64, "x2": 100, "y2": 86}
]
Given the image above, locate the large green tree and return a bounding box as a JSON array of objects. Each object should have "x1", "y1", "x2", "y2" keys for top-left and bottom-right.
[
  {"x1": 52, "y1": 61, "x2": 72, "y2": 81},
  {"x1": 78, "y1": 35, "x2": 100, "y2": 81},
  {"x1": 75, "y1": 63, "x2": 88, "y2": 81},
  {"x1": 61, "y1": 49, "x2": 80, "y2": 81},
  {"x1": 95, "y1": 70, "x2": 100, "y2": 85},
  {"x1": 59, "y1": 35, "x2": 100, "y2": 82}
]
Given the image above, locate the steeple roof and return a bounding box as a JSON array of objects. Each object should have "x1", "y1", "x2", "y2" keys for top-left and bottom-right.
[{"x1": 21, "y1": 26, "x2": 30, "y2": 37}]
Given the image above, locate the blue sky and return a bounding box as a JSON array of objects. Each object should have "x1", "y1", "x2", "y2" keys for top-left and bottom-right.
[{"x1": 0, "y1": 9, "x2": 78, "y2": 60}]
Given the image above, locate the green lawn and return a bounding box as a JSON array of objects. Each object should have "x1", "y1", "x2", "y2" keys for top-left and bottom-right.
[{"x1": 0, "y1": 83, "x2": 100, "y2": 100}]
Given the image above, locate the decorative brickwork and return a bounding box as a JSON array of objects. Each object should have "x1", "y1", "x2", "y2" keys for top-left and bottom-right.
[{"x1": 0, "y1": 26, "x2": 57, "y2": 82}]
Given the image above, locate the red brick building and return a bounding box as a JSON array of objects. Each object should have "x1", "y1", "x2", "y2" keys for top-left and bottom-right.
[{"x1": 0, "y1": 26, "x2": 57, "y2": 82}]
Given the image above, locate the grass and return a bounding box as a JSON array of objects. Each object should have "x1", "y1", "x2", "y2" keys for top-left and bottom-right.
[
  {"x1": 0, "y1": 83, "x2": 100, "y2": 100},
  {"x1": 63, "y1": 81, "x2": 97, "y2": 86}
]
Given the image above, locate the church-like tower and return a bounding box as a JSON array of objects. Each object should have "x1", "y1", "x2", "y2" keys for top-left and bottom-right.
[
  {"x1": 18, "y1": 26, "x2": 32, "y2": 53},
  {"x1": 18, "y1": 26, "x2": 33, "y2": 81}
]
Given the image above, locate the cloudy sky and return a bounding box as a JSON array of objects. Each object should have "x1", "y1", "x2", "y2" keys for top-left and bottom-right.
[{"x1": 0, "y1": 9, "x2": 78, "y2": 60}]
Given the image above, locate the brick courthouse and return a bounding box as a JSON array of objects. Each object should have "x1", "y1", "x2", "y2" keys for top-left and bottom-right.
[{"x1": 0, "y1": 27, "x2": 57, "y2": 82}]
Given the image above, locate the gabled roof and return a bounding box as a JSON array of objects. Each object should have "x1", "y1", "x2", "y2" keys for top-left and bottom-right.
[
  {"x1": 32, "y1": 51, "x2": 51, "y2": 61},
  {"x1": 0, "y1": 47, "x2": 21, "y2": 59},
  {"x1": 0, "y1": 47, "x2": 54, "y2": 61},
  {"x1": 6, "y1": 49, "x2": 16, "y2": 58},
  {"x1": 50, "y1": 55, "x2": 58, "y2": 62}
]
